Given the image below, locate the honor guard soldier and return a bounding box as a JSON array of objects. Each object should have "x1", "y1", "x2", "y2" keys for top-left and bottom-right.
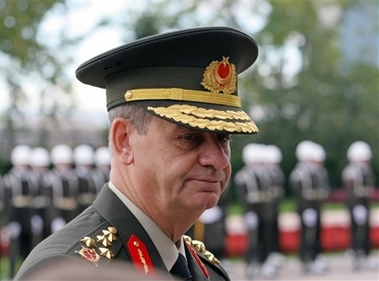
[
  {"x1": 260, "y1": 145, "x2": 285, "y2": 278},
  {"x1": 234, "y1": 143, "x2": 274, "y2": 279},
  {"x1": 45, "y1": 144, "x2": 79, "y2": 233},
  {"x1": 0, "y1": 175, "x2": 4, "y2": 225},
  {"x1": 15, "y1": 27, "x2": 260, "y2": 281},
  {"x1": 92, "y1": 146, "x2": 111, "y2": 194},
  {"x1": 3, "y1": 145, "x2": 37, "y2": 279},
  {"x1": 73, "y1": 144, "x2": 98, "y2": 213},
  {"x1": 342, "y1": 141, "x2": 378, "y2": 271},
  {"x1": 289, "y1": 141, "x2": 330, "y2": 274},
  {"x1": 29, "y1": 147, "x2": 52, "y2": 243}
]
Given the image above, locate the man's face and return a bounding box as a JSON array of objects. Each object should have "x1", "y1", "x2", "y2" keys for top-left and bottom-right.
[{"x1": 129, "y1": 116, "x2": 232, "y2": 217}]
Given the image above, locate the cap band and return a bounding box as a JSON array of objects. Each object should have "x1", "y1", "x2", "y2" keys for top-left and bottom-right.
[{"x1": 124, "y1": 88, "x2": 241, "y2": 107}]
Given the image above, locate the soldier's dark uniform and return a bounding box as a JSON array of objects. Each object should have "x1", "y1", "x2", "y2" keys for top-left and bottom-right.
[
  {"x1": 3, "y1": 145, "x2": 37, "y2": 278},
  {"x1": 261, "y1": 145, "x2": 285, "y2": 276},
  {"x1": 29, "y1": 147, "x2": 52, "y2": 242},
  {"x1": 234, "y1": 144, "x2": 274, "y2": 279},
  {"x1": 342, "y1": 141, "x2": 377, "y2": 270},
  {"x1": 45, "y1": 144, "x2": 80, "y2": 232},
  {"x1": 0, "y1": 175, "x2": 4, "y2": 226},
  {"x1": 92, "y1": 146, "x2": 111, "y2": 194},
  {"x1": 73, "y1": 144, "x2": 98, "y2": 213},
  {"x1": 290, "y1": 141, "x2": 329, "y2": 274}
]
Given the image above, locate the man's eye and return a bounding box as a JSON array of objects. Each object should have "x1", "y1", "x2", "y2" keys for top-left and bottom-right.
[
  {"x1": 218, "y1": 134, "x2": 231, "y2": 142},
  {"x1": 183, "y1": 135, "x2": 200, "y2": 141}
]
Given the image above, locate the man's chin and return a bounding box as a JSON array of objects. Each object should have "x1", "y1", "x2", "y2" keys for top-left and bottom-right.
[{"x1": 197, "y1": 193, "x2": 220, "y2": 209}]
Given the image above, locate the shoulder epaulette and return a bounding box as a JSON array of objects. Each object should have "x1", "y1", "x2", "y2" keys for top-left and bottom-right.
[
  {"x1": 183, "y1": 235, "x2": 221, "y2": 265},
  {"x1": 74, "y1": 225, "x2": 119, "y2": 266}
]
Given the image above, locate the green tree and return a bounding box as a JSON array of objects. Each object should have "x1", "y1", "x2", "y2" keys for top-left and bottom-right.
[
  {"x1": 241, "y1": 1, "x2": 378, "y2": 190},
  {"x1": 1, "y1": 0, "x2": 74, "y2": 149}
]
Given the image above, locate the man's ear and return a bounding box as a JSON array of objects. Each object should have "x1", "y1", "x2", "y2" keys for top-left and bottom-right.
[{"x1": 110, "y1": 118, "x2": 134, "y2": 165}]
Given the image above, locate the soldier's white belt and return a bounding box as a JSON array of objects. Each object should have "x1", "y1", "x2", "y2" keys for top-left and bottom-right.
[
  {"x1": 353, "y1": 186, "x2": 372, "y2": 198},
  {"x1": 34, "y1": 195, "x2": 50, "y2": 208},
  {"x1": 78, "y1": 193, "x2": 95, "y2": 205},
  {"x1": 12, "y1": 196, "x2": 34, "y2": 208},
  {"x1": 55, "y1": 197, "x2": 78, "y2": 211},
  {"x1": 246, "y1": 191, "x2": 272, "y2": 203},
  {"x1": 302, "y1": 189, "x2": 328, "y2": 201}
]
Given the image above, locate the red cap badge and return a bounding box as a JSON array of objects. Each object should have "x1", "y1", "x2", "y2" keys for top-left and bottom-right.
[{"x1": 201, "y1": 56, "x2": 237, "y2": 95}]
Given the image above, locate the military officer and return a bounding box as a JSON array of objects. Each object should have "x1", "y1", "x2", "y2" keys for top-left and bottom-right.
[
  {"x1": 29, "y1": 147, "x2": 52, "y2": 243},
  {"x1": 73, "y1": 144, "x2": 98, "y2": 213},
  {"x1": 3, "y1": 145, "x2": 37, "y2": 278},
  {"x1": 92, "y1": 146, "x2": 111, "y2": 194},
  {"x1": 45, "y1": 144, "x2": 79, "y2": 232},
  {"x1": 261, "y1": 145, "x2": 285, "y2": 278},
  {"x1": 342, "y1": 141, "x2": 378, "y2": 271},
  {"x1": 0, "y1": 175, "x2": 4, "y2": 225},
  {"x1": 15, "y1": 27, "x2": 260, "y2": 281},
  {"x1": 235, "y1": 144, "x2": 285, "y2": 279},
  {"x1": 289, "y1": 140, "x2": 330, "y2": 274}
]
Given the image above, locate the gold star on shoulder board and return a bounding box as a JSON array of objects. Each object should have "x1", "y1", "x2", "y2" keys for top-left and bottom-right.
[
  {"x1": 97, "y1": 235, "x2": 111, "y2": 247},
  {"x1": 99, "y1": 247, "x2": 114, "y2": 259},
  {"x1": 102, "y1": 229, "x2": 117, "y2": 243},
  {"x1": 81, "y1": 236, "x2": 96, "y2": 248}
]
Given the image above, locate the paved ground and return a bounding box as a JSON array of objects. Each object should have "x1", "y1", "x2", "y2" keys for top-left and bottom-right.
[{"x1": 224, "y1": 251, "x2": 379, "y2": 281}]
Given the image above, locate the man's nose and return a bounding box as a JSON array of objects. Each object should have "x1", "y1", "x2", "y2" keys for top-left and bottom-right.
[{"x1": 198, "y1": 139, "x2": 230, "y2": 169}]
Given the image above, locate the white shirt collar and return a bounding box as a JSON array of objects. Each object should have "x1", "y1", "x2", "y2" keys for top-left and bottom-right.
[{"x1": 108, "y1": 182, "x2": 186, "y2": 270}]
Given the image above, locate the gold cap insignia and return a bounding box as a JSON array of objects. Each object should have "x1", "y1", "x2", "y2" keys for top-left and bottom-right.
[{"x1": 201, "y1": 56, "x2": 237, "y2": 95}]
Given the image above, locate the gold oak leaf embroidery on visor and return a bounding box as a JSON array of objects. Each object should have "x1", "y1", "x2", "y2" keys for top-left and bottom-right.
[{"x1": 147, "y1": 104, "x2": 258, "y2": 133}]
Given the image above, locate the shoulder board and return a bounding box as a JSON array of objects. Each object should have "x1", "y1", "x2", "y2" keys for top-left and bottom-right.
[{"x1": 70, "y1": 223, "x2": 122, "y2": 267}]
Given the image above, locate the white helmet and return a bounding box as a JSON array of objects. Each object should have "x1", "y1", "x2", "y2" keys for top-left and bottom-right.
[
  {"x1": 74, "y1": 144, "x2": 94, "y2": 166},
  {"x1": 10, "y1": 145, "x2": 31, "y2": 166},
  {"x1": 347, "y1": 141, "x2": 372, "y2": 162},
  {"x1": 311, "y1": 143, "x2": 326, "y2": 162},
  {"x1": 95, "y1": 146, "x2": 110, "y2": 166},
  {"x1": 51, "y1": 144, "x2": 73, "y2": 165},
  {"x1": 295, "y1": 140, "x2": 315, "y2": 161},
  {"x1": 296, "y1": 140, "x2": 325, "y2": 162},
  {"x1": 30, "y1": 147, "x2": 50, "y2": 167},
  {"x1": 242, "y1": 144, "x2": 254, "y2": 164},
  {"x1": 265, "y1": 145, "x2": 282, "y2": 164},
  {"x1": 242, "y1": 143, "x2": 265, "y2": 164}
]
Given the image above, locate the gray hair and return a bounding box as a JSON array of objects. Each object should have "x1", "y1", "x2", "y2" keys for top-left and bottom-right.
[
  {"x1": 107, "y1": 103, "x2": 152, "y2": 155},
  {"x1": 108, "y1": 103, "x2": 152, "y2": 134}
]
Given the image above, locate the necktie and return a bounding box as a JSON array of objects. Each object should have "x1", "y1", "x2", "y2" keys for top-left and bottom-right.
[{"x1": 170, "y1": 253, "x2": 192, "y2": 280}]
